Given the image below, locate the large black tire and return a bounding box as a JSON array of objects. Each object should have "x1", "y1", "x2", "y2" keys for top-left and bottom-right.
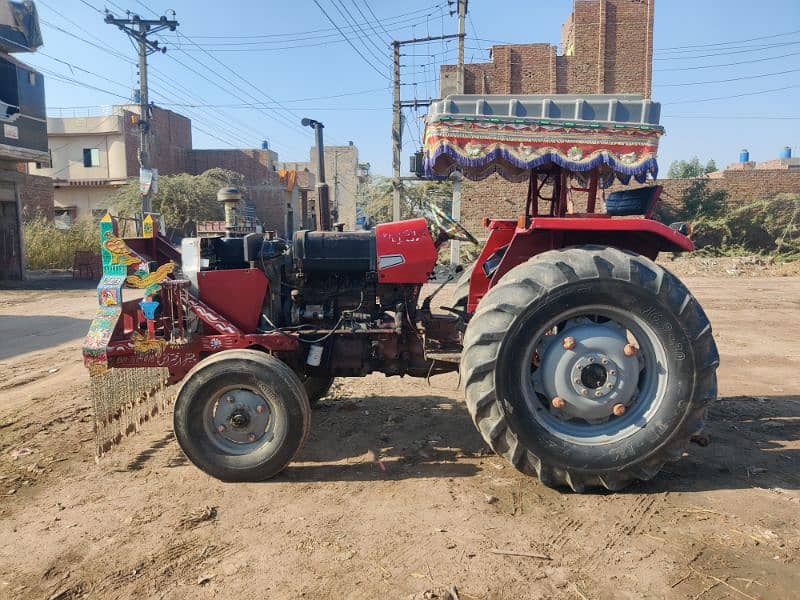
[
  {"x1": 460, "y1": 246, "x2": 718, "y2": 492},
  {"x1": 451, "y1": 262, "x2": 475, "y2": 308},
  {"x1": 303, "y1": 375, "x2": 335, "y2": 407},
  {"x1": 174, "y1": 349, "x2": 311, "y2": 482}
]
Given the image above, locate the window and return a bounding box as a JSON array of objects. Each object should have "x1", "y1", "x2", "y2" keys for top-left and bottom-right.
[
  {"x1": 35, "y1": 149, "x2": 52, "y2": 170},
  {"x1": 83, "y1": 148, "x2": 100, "y2": 167}
]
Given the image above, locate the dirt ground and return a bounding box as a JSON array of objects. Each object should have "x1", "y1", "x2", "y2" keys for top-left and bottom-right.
[{"x1": 0, "y1": 266, "x2": 798, "y2": 600}]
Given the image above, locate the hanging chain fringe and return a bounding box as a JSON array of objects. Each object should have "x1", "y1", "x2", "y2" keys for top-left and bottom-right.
[{"x1": 89, "y1": 367, "x2": 175, "y2": 458}]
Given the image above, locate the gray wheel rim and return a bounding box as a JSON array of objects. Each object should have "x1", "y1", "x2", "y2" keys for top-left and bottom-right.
[
  {"x1": 519, "y1": 304, "x2": 669, "y2": 446},
  {"x1": 201, "y1": 384, "x2": 278, "y2": 455}
]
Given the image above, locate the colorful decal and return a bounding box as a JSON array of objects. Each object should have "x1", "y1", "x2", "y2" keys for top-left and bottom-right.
[
  {"x1": 83, "y1": 306, "x2": 122, "y2": 375},
  {"x1": 131, "y1": 331, "x2": 168, "y2": 356},
  {"x1": 142, "y1": 214, "x2": 155, "y2": 238},
  {"x1": 102, "y1": 233, "x2": 141, "y2": 266},
  {"x1": 126, "y1": 261, "x2": 175, "y2": 290}
]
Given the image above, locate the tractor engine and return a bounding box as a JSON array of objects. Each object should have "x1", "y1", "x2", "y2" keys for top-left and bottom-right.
[{"x1": 181, "y1": 217, "x2": 444, "y2": 378}]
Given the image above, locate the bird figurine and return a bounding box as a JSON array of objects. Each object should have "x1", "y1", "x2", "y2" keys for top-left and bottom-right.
[{"x1": 102, "y1": 232, "x2": 141, "y2": 266}]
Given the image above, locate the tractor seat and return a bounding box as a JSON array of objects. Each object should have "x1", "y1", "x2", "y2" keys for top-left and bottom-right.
[{"x1": 605, "y1": 186, "x2": 660, "y2": 216}]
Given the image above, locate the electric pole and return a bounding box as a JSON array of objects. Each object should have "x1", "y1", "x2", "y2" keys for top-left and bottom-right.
[
  {"x1": 392, "y1": 41, "x2": 401, "y2": 222},
  {"x1": 456, "y1": 0, "x2": 467, "y2": 96},
  {"x1": 452, "y1": 0, "x2": 468, "y2": 266},
  {"x1": 105, "y1": 11, "x2": 178, "y2": 215}
]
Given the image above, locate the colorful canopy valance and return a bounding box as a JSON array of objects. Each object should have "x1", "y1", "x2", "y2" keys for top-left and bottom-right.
[{"x1": 423, "y1": 95, "x2": 664, "y2": 186}]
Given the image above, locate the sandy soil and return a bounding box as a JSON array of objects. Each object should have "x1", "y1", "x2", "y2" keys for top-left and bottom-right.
[{"x1": 0, "y1": 270, "x2": 798, "y2": 600}]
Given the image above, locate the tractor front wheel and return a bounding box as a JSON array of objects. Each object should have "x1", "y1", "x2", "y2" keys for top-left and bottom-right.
[
  {"x1": 173, "y1": 349, "x2": 311, "y2": 481},
  {"x1": 460, "y1": 246, "x2": 718, "y2": 492}
]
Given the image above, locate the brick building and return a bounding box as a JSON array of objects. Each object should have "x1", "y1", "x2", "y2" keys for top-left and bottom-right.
[{"x1": 439, "y1": 0, "x2": 656, "y2": 233}]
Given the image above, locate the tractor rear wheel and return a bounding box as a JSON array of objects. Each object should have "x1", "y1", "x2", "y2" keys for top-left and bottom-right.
[
  {"x1": 302, "y1": 375, "x2": 335, "y2": 407},
  {"x1": 173, "y1": 349, "x2": 311, "y2": 481},
  {"x1": 460, "y1": 246, "x2": 718, "y2": 492}
]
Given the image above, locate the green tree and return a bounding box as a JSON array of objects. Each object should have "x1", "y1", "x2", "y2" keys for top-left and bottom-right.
[
  {"x1": 678, "y1": 178, "x2": 727, "y2": 221},
  {"x1": 666, "y1": 157, "x2": 705, "y2": 179},
  {"x1": 113, "y1": 168, "x2": 246, "y2": 235},
  {"x1": 704, "y1": 159, "x2": 718, "y2": 174},
  {"x1": 362, "y1": 176, "x2": 453, "y2": 225}
]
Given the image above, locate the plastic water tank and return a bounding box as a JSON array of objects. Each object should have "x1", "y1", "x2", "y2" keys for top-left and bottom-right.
[
  {"x1": 261, "y1": 140, "x2": 269, "y2": 150},
  {"x1": 739, "y1": 149, "x2": 750, "y2": 163},
  {"x1": 779, "y1": 146, "x2": 792, "y2": 159}
]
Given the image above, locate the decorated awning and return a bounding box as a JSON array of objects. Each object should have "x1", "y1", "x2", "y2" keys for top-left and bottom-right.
[{"x1": 423, "y1": 95, "x2": 664, "y2": 186}]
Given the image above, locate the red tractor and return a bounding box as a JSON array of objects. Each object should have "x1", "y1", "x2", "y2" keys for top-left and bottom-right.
[{"x1": 84, "y1": 94, "x2": 718, "y2": 492}]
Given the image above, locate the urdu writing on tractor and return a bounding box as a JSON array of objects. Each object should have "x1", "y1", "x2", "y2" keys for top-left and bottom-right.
[{"x1": 83, "y1": 93, "x2": 718, "y2": 493}]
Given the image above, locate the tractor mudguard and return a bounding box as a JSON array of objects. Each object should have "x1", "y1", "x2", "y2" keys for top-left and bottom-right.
[{"x1": 467, "y1": 217, "x2": 693, "y2": 312}]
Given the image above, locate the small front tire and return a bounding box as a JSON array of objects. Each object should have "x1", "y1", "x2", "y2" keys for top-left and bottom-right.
[{"x1": 173, "y1": 349, "x2": 311, "y2": 482}]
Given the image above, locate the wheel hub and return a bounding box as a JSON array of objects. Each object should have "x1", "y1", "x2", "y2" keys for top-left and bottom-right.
[
  {"x1": 534, "y1": 322, "x2": 641, "y2": 422},
  {"x1": 212, "y1": 389, "x2": 272, "y2": 445}
]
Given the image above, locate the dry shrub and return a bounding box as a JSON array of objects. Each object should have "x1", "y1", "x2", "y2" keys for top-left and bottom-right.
[{"x1": 23, "y1": 215, "x2": 101, "y2": 270}]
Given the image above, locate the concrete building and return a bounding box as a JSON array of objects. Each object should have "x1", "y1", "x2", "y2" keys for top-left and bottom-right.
[
  {"x1": 0, "y1": 50, "x2": 52, "y2": 279},
  {"x1": 279, "y1": 142, "x2": 368, "y2": 231},
  {"x1": 438, "y1": 0, "x2": 656, "y2": 233},
  {"x1": 29, "y1": 104, "x2": 192, "y2": 224},
  {"x1": 26, "y1": 105, "x2": 308, "y2": 234}
]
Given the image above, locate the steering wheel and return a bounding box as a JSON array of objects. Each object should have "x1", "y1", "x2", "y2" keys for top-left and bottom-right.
[{"x1": 430, "y1": 204, "x2": 480, "y2": 245}]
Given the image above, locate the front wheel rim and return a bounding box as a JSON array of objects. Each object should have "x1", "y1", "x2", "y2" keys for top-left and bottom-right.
[
  {"x1": 519, "y1": 304, "x2": 669, "y2": 446},
  {"x1": 201, "y1": 385, "x2": 277, "y2": 455}
]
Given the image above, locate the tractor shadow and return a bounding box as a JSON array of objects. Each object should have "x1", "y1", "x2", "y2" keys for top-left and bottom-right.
[
  {"x1": 629, "y1": 395, "x2": 800, "y2": 494},
  {"x1": 282, "y1": 392, "x2": 485, "y2": 482}
]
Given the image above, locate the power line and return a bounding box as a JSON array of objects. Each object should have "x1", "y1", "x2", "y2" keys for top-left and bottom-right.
[
  {"x1": 655, "y1": 67, "x2": 800, "y2": 87},
  {"x1": 162, "y1": 4, "x2": 447, "y2": 40},
  {"x1": 655, "y1": 28, "x2": 800, "y2": 52},
  {"x1": 655, "y1": 49, "x2": 800, "y2": 72},
  {"x1": 329, "y1": 0, "x2": 390, "y2": 66},
  {"x1": 172, "y1": 31, "x2": 310, "y2": 136},
  {"x1": 653, "y1": 39, "x2": 800, "y2": 61},
  {"x1": 313, "y1": 0, "x2": 390, "y2": 80},
  {"x1": 664, "y1": 84, "x2": 800, "y2": 105},
  {"x1": 362, "y1": 0, "x2": 393, "y2": 44}
]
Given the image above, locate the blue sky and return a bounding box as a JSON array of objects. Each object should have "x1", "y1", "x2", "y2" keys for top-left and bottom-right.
[{"x1": 18, "y1": 0, "x2": 800, "y2": 176}]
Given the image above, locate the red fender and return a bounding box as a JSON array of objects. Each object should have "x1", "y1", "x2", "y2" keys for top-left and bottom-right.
[{"x1": 468, "y1": 217, "x2": 692, "y2": 312}]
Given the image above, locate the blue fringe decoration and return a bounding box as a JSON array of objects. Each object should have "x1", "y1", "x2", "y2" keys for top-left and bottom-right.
[{"x1": 424, "y1": 144, "x2": 659, "y2": 186}]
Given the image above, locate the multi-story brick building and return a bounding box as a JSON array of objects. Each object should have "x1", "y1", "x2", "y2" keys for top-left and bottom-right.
[{"x1": 438, "y1": 0, "x2": 656, "y2": 233}]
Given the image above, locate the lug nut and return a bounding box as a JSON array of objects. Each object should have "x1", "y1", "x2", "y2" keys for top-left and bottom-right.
[
  {"x1": 623, "y1": 344, "x2": 638, "y2": 357},
  {"x1": 562, "y1": 336, "x2": 576, "y2": 350},
  {"x1": 574, "y1": 378, "x2": 581, "y2": 384},
  {"x1": 581, "y1": 389, "x2": 589, "y2": 396},
  {"x1": 248, "y1": 433, "x2": 257, "y2": 442},
  {"x1": 226, "y1": 396, "x2": 235, "y2": 404},
  {"x1": 217, "y1": 425, "x2": 226, "y2": 433},
  {"x1": 595, "y1": 391, "x2": 603, "y2": 397},
  {"x1": 551, "y1": 396, "x2": 567, "y2": 409},
  {"x1": 255, "y1": 405, "x2": 265, "y2": 414},
  {"x1": 612, "y1": 404, "x2": 626, "y2": 416}
]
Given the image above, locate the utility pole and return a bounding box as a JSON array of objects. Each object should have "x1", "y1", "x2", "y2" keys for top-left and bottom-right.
[
  {"x1": 105, "y1": 11, "x2": 178, "y2": 215},
  {"x1": 391, "y1": 32, "x2": 462, "y2": 223},
  {"x1": 456, "y1": 0, "x2": 468, "y2": 96},
  {"x1": 392, "y1": 41, "x2": 401, "y2": 222},
  {"x1": 451, "y1": 0, "x2": 467, "y2": 266}
]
